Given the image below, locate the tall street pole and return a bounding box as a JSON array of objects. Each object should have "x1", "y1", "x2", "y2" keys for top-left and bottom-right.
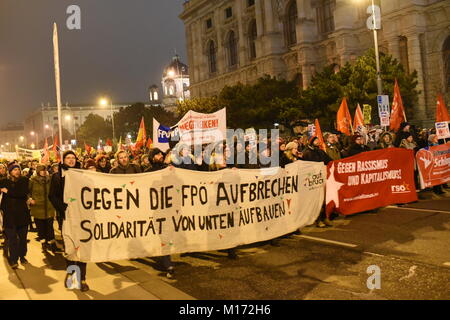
[
  {"x1": 110, "y1": 101, "x2": 116, "y2": 143},
  {"x1": 371, "y1": 0, "x2": 383, "y2": 95},
  {"x1": 53, "y1": 23, "x2": 63, "y2": 157}
]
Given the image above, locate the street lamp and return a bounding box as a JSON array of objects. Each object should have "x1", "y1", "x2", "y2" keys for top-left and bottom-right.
[
  {"x1": 30, "y1": 131, "x2": 39, "y2": 148},
  {"x1": 44, "y1": 124, "x2": 54, "y2": 141},
  {"x1": 65, "y1": 115, "x2": 77, "y2": 144},
  {"x1": 99, "y1": 97, "x2": 116, "y2": 143},
  {"x1": 357, "y1": 0, "x2": 383, "y2": 95}
]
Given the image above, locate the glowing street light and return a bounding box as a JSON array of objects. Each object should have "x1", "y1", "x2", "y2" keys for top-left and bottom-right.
[{"x1": 99, "y1": 97, "x2": 116, "y2": 143}]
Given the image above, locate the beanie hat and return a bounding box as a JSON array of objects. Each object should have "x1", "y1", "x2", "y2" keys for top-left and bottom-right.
[
  {"x1": 63, "y1": 150, "x2": 77, "y2": 162},
  {"x1": 8, "y1": 163, "x2": 20, "y2": 174}
]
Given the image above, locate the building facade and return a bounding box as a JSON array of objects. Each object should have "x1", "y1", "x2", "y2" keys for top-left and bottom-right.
[
  {"x1": 24, "y1": 103, "x2": 129, "y2": 146},
  {"x1": 0, "y1": 122, "x2": 25, "y2": 152},
  {"x1": 180, "y1": 0, "x2": 450, "y2": 125}
]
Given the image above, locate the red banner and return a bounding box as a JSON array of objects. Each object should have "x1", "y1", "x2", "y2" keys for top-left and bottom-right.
[
  {"x1": 416, "y1": 143, "x2": 450, "y2": 189},
  {"x1": 326, "y1": 148, "x2": 418, "y2": 216}
]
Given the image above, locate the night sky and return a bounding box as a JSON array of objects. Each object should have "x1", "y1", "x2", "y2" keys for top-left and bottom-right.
[{"x1": 0, "y1": 0, "x2": 186, "y2": 126}]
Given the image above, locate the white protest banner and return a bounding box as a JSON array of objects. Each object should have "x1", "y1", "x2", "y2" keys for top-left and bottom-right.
[
  {"x1": 0, "y1": 152, "x2": 18, "y2": 161},
  {"x1": 153, "y1": 118, "x2": 171, "y2": 152},
  {"x1": 176, "y1": 108, "x2": 227, "y2": 145},
  {"x1": 16, "y1": 147, "x2": 42, "y2": 160},
  {"x1": 435, "y1": 122, "x2": 450, "y2": 140},
  {"x1": 63, "y1": 161, "x2": 325, "y2": 263}
]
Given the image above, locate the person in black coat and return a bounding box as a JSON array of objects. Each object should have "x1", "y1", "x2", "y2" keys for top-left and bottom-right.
[
  {"x1": 48, "y1": 150, "x2": 90, "y2": 292},
  {"x1": 343, "y1": 134, "x2": 370, "y2": 158},
  {"x1": 302, "y1": 137, "x2": 333, "y2": 165},
  {"x1": 0, "y1": 163, "x2": 31, "y2": 269}
]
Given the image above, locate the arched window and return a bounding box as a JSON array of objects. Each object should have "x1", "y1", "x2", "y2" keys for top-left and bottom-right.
[
  {"x1": 443, "y1": 36, "x2": 450, "y2": 94},
  {"x1": 286, "y1": 1, "x2": 297, "y2": 46},
  {"x1": 208, "y1": 41, "x2": 217, "y2": 73},
  {"x1": 227, "y1": 31, "x2": 238, "y2": 67},
  {"x1": 153, "y1": 92, "x2": 158, "y2": 101},
  {"x1": 248, "y1": 20, "x2": 257, "y2": 60}
]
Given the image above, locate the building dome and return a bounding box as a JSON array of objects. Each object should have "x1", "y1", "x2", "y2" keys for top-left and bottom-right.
[{"x1": 163, "y1": 54, "x2": 189, "y2": 77}]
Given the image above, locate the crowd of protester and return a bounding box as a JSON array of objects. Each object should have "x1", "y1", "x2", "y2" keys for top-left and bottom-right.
[{"x1": 0, "y1": 121, "x2": 448, "y2": 292}]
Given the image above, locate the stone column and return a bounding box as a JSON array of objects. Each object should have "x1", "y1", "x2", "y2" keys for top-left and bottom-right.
[
  {"x1": 407, "y1": 33, "x2": 427, "y2": 122},
  {"x1": 236, "y1": 0, "x2": 246, "y2": 66},
  {"x1": 255, "y1": 0, "x2": 264, "y2": 57},
  {"x1": 387, "y1": 36, "x2": 400, "y2": 61}
]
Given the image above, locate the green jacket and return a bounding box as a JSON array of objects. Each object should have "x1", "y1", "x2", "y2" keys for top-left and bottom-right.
[{"x1": 29, "y1": 175, "x2": 55, "y2": 219}]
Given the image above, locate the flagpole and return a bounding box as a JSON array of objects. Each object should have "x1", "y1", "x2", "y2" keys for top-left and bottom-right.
[{"x1": 53, "y1": 23, "x2": 63, "y2": 159}]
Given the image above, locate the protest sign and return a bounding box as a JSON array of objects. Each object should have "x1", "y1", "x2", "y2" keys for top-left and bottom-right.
[
  {"x1": 16, "y1": 147, "x2": 42, "y2": 160},
  {"x1": 153, "y1": 118, "x2": 171, "y2": 152},
  {"x1": 326, "y1": 148, "x2": 417, "y2": 217},
  {"x1": 363, "y1": 104, "x2": 372, "y2": 125},
  {"x1": 176, "y1": 108, "x2": 227, "y2": 145},
  {"x1": 416, "y1": 142, "x2": 450, "y2": 189},
  {"x1": 435, "y1": 122, "x2": 450, "y2": 140},
  {"x1": 63, "y1": 161, "x2": 325, "y2": 263}
]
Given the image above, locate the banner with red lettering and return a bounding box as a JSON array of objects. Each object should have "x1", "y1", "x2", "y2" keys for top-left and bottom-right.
[
  {"x1": 173, "y1": 108, "x2": 227, "y2": 145},
  {"x1": 326, "y1": 148, "x2": 418, "y2": 216},
  {"x1": 416, "y1": 143, "x2": 450, "y2": 189}
]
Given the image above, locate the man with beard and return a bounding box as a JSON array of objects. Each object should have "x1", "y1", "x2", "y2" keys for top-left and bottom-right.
[
  {"x1": 109, "y1": 151, "x2": 142, "y2": 174},
  {"x1": 49, "y1": 150, "x2": 89, "y2": 292},
  {"x1": 147, "y1": 148, "x2": 175, "y2": 278},
  {"x1": 1, "y1": 163, "x2": 31, "y2": 269}
]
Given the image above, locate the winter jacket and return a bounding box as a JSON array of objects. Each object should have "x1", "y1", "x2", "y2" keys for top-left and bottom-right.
[
  {"x1": 29, "y1": 175, "x2": 55, "y2": 219},
  {"x1": 399, "y1": 139, "x2": 418, "y2": 151},
  {"x1": 48, "y1": 163, "x2": 81, "y2": 221},
  {"x1": 377, "y1": 132, "x2": 395, "y2": 149},
  {"x1": 343, "y1": 144, "x2": 370, "y2": 158},
  {"x1": 0, "y1": 176, "x2": 31, "y2": 228},
  {"x1": 302, "y1": 146, "x2": 333, "y2": 165},
  {"x1": 325, "y1": 144, "x2": 341, "y2": 161},
  {"x1": 110, "y1": 164, "x2": 142, "y2": 174}
]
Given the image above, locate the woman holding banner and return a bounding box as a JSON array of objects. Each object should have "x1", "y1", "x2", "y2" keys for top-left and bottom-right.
[{"x1": 49, "y1": 150, "x2": 89, "y2": 292}]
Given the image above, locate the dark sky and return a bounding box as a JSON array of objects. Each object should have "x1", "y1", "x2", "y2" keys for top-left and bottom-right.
[{"x1": 0, "y1": 0, "x2": 186, "y2": 127}]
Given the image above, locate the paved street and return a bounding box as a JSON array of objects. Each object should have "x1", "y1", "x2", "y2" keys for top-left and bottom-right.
[{"x1": 1, "y1": 191, "x2": 449, "y2": 300}]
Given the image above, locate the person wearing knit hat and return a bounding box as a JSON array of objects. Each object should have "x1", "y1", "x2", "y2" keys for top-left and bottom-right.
[
  {"x1": 49, "y1": 148, "x2": 89, "y2": 291},
  {"x1": 399, "y1": 132, "x2": 418, "y2": 151},
  {"x1": 29, "y1": 164, "x2": 59, "y2": 253},
  {"x1": 95, "y1": 155, "x2": 111, "y2": 174},
  {"x1": 0, "y1": 161, "x2": 31, "y2": 269}
]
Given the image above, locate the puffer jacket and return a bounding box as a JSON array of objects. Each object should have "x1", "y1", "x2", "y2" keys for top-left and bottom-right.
[{"x1": 0, "y1": 176, "x2": 31, "y2": 228}]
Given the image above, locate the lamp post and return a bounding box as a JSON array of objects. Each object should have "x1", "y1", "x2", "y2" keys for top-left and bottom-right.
[
  {"x1": 371, "y1": 0, "x2": 383, "y2": 95},
  {"x1": 65, "y1": 115, "x2": 76, "y2": 144},
  {"x1": 100, "y1": 97, "x2": 116, "y2": 143}
]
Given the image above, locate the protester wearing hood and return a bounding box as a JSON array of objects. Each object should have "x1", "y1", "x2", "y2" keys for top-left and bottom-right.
[
  {"x1": 29, "y1": 165, "x2": 59, "y2": 253},
  {"x1": 140, "y1": 154, "x2": 152, "y2": 172},
  {"x1": 95, "y1": 155, "x2": 111, "y2": 173},
  {"x1": 343, "y1": 134, "x2": 370, "y2": 158},
  {"x1": 48, "y1": 150, "x2": 89, "y2": 292},
  {"x1": 394, "y1": 122, "x2": 414, "y2": 147},
  {"x1": 303, "y1": 136, "x2": 332, "y2": 165},
  {"x1": 0, "y1": 163, "x2": 31, "y2": 269},
  {"x1": 399, "y1": 132, "x2": 418, "y2": 151},
  {"x1": 109, "y1": 151, "x2": 141, "y2": 174},
  {"x1": 378, "y1": 132, "x2": 395, "y2": 149}
]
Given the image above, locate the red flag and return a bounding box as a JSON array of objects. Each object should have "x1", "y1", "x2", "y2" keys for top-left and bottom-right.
[
  {"x1": 106, "y1": 139, "x2": 113, "y2": 147},
  {"x1": 436, "y1": 94, "x2": 450, "y2": 123},
  {"x1": 53, "y1": 135, "x2": 61, "y2": 162},
  {"x1": 337, "y1": 98, "x2": 353, "y2": 136},
  {"x1": 41, "y1": 138, "x2": 50, "y2": 164},
  {"x1": 390, "y1": 79, "x2": 407, "y2": 131},
  {"x1": 314, "y1": 119, "x2": 326, "y2": 151},
  {"x1": 146, "y1": 137, "x2": 153, "y2": 149},
  {"x1": 353, "y1": 104, "x2": 365, "y2": 132},
  {"x1": 85, "y1": 142, "x2": 92, "y2": 154},
  {"x1": 134, "y1": 117, "x2": 147, "y2": 150}
]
